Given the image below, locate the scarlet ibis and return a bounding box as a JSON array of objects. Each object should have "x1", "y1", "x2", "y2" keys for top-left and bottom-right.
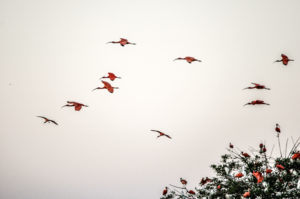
[
  {"x1": 200, "y1": 177, "x2": 212, "y2": 185},
  {"x1": 187, "y1": 190, "x2": 196, "y2": 195},
  {"x1": 243, "y1": 83, "x2": 270, "y2": 90},
  {"x1": 266, "y1": 169, "x2": 272, "y2": 174},
  {"x1": 241, "y1": 152, "x2": 250, "y2": 158},
  {"x1": 235, "y1": 173, "x2": 244, "y2": 178},
  {"x1": 101, "y1": 72, "x2": 121, "y2": 81},
  {"x1": 217, "y1": 185, "x2": 221, "y2": 189},
  {"x1": 275, "y1": 123, "x2": 281, "y2": 137},
  {"x1": 174, "y1": 56, "x2": 201, "y2": 64},
  {"x1": 292, "y1": 152, "x2": 300, "y2": 160},
  {"x1": 243, "y1": 191, "x2": 250, "y2": 198},
  {"x1": 162, "y1": 187, "x2": 168, "y2": 196},
  {"x1": 275, "y1": 54, "x2": 294, "y2": 65},
  {"x1": 62, "y1": 101, "x2": 88, "y2": 111},
  {"x1": 92, "y1": 81, "x2": 119, "y2": 93},
  {"x1": 276, "y1": 164, "x2": 285, "y2": 170},
  {"x1": 229, "y1": 143, "x2": 234, "y2": 149},
  {"x1": 252, "y1": 171, "x2": 263, "y2": 183},
  {"x1": 106, "y1": 38, "x2": 136, "y2": 47},
  {"x1": 180, "y1": 178, "x2": 187, "y2": 185},
  {"x1": 150, "y1": 130, "x2": 172, "y2": 139},
  {"x1": 244, "y1": 100, "x2": 270, "y2": 106},
  {"x1": 37, "y1": 116, "x2": 58, "y2": 125}
]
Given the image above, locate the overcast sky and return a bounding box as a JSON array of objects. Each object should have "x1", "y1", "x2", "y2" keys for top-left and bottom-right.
[{"x1": 1, "y1": 0, "x2": 300, "y2": 199}]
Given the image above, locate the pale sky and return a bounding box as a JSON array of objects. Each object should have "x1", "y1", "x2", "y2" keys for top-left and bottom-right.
[{"x1": 1, "y1": 0, "x2": 300, "y2": 199}]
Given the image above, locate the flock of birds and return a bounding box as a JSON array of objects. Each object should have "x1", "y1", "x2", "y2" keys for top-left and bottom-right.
[{"x1": 34, "y1": 38, "x2": 297, "y2": 197}]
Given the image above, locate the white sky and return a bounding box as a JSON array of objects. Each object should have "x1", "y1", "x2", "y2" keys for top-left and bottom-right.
[{"x1": 0, "y1": 0, "x2": 300, "y2": 198}]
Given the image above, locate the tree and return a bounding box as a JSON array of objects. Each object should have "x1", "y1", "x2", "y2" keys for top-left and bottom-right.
[{"x1": 161, "y1": 135, "x2": 300, "y2": 199}]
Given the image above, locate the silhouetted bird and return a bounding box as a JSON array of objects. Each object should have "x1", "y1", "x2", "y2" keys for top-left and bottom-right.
[
  {"x1": 106, "y1": 38, "x2": 136, "y2": 46},
  {"x1": 150, "y1": 130, "x2": 172, "y2": 139},
  {"x1": 37, "y1": 116, "x2": 58, "y2": 125}
]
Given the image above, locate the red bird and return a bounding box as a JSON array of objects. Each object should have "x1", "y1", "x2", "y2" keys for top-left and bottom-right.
[
  {"x1": 291, "y1": 151, "x2": 300, "y2": 160},
  {"x1": 235, "y1": 173, "x2": 244, "y2": 178},
  {"x1": 275, "y1": 123, "x2": 281, "y2": 137},
  {"x1": 180, "y1": 178, "x2": 187, "y2": 185},
  {"x1": 174, "y1": 56, "x2": 201, "y2": 64},
  {"x1": 243, "y1": 191, "x2": 250, "y2": 198},
  {"x1": 243, "y1": 83, "x2": 270, "y2": 90},
  {"x1": 187, "y1": 190, "x2": 196, "y2": 195},
  {"x1": 276, "y1": 164, "x2": 285, "y2": 170},
  {"x1": 93, "y1": 80, "x2": 119, "y2": 93},
  {"x1": 200, "y1": 177, "x2": 212, "y2": 185},
  {"x1": 241, "y1": 152, "x2": 250, "y2": 158},
  {"x1": 106, "y1": 38, "x2": 136, "y2": 47},
  {"x1": 150, "y1": 130, "x2": 172, "y2": 139},
  {"x1": 275, "y1": 54, "x2": 294, "y2": 65},
  {"x1": 217, "y1": 185, "x2": 221, "y2": 189},
  {"x1": 162, "y1": 187, "x2": 168, "y2": 196},
  {"x1": 244, "y1": 100, "x2": 270, "y2": 106},
  {"x1": 266, "y1": 169, "x2": 272, "y2": 174},
  {"x1": 37, "y1": 116, "x2": 58, "y2": 125},
  {"x1": 62, "y1": 101, "x2": 88, "y2": 111},
  {"x1": 229, "y1": 143, "x2": 234, "y2": 149},
  {"x1": 101, "y1": 72, "x2": 121, "y2": 81},
  {"x1": 252, "y1": 171, "x2": 263, "y2": 183}
]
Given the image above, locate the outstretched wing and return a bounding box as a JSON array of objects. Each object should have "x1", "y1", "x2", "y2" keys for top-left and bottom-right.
[
  {"x1": 50, "y1": 120, "x2": 58, "y2": 125},
  {"x1": 281, "y1": 54, "x2": 288, "y2": 59},
  {"x1": 251, "y1": 82, "x2": 260, "y2": 86},
  {"x1": 151, "y1": 129, "x2": 162, "y2": 134},
  {"x1": 164, "y1": 134, "x2": 172, "y2": 139},
  {"x1": 37, "y1": 116, "x2": 47, "y2": 120}
]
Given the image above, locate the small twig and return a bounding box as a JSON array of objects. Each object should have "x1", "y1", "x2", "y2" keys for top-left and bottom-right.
[
  {"x1": 269, "y1": 144, "x2": 275, "y2": 158},
  {"x1": 277, "y1": 136, "x2": 283, "y2": 158},
  {"x1": 284, "y1": 138, "x2": 289, "y2": 158}
]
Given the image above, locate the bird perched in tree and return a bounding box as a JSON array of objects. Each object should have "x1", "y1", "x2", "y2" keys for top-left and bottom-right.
[
  {"x1": 106, "y1": 38, "x2": 136, "y2": 46},
  {"x1": 62, "y1": 101, "x2": 88, "y2": 111},
  {"x1": 274, "y1": 54, "x2": 294, "y2": 65},
  {"x1": 200, "y1": 177, "x2": 212, "y2": 185},
  {"x1": 275, "y1": 123, "x2": 281, "y2": 137},
  {"x1": 100, "y1": 72, "x2": 121, "y2": 81},
  {"x1": 92, "y1": 80, "x2": 119, "y2": 93},
  {"x1": 162, "y1": 187, "x2": 168, "y2": 196},
  {"x1": 187, "y1": 190, "x2": 196, "y2": 195},
  {"x1": 180, "y1": 178, "x2": 187, "y2": 185},
  {"x1": 276, "y1": 164, "x2": 285, "y2": 170},
  {"x1": 36, "y1": 116, "x2": 58, "y2": 125},
  {"x1": 243, "y1": 83, "x2": 270, "y2": 90},
  {"x1": 235, "y1": 173, "x2": 244, "y2": 178},
  {"x1": 150, "y1": 130, "x2": 172, "y2": 139},
  {"x1": 292, "y1": 151, "x2": 300, "y2": 160},
  {"x1": 243, "y1": 191, "x2": 250, "y2": 198},
  {"x1": 241, "y1": 152, "x2": 250, "y2": 158},
  {"x1": 174, "y1": 56, "x2": 201, "y2": 64},
  {"x1": 229, "y1": 143, "x2": 234, "y2": 149},
  {"x1": 266, "y1": 169, "x2": 272, "y2": 174},
  {"x1": 252, "y1": 171, "x2": 263, "y2": 183},
  {"x1": 244, "y1": 100, "x2": 270, "y2": 106}
]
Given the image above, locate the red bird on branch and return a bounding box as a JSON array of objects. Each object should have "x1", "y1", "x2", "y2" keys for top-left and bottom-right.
[
  {"x1": 292, "y1": 151, "x2": 300, "y2": 160},
  {"x1": 274, "y1": 54, "x2": 294, "y2": 65},
  {"x1": 275, "y1": 123, "x2": 281, "y2": 137},
  {"x1": 252, "y1": 171, "x2": 263, "y2": 183},
  {"x1": 229, "y1": 143, "x2": 234, "y2": 149},
  {"x1": 200, "y1": 177, "x2": 212, "y2": 185},
  {"x1": 162, "y1": 187, "x2": 168, "y2": 196},
  {"x1": 62, "y1": 101, "x2": 88, "y2": 111},
  {"x1": 150, "y1": 130, "x2": 172, "y2": 139},
  {"x1": 235, "y1": 173, "x2": 244, "y2": 178},
  {"x1": 92, "y1": 81, "x2": 119, "y2": 93},
  {"x1": 241, "y1": 152, "x2": 250, "y2": 158},
  {"x1": 180, "y1": 178, "x2": 187, "y2": 185},
  {"x1": 276, "y1": 164, "x2": 285, "y2": 170},
  {"x1": 106, "y1": 38, "x2": 136, "y2": 46},
  {"x1": 174, "y1": 56, "x2": 201, "y2": 64},
  {"x1": 243, "y1": 191, "x2": 250, "y2": 198},
  {"x1": 101, "y1": 72, "x2": 121, "y2": 81},
  {"x1": 187, "y1": 190, "x2": 196, "y2": 195},
  {"x1": 243, "y1": 83, "x2": 270, "y2": 90},
  {"x1": 37, "y1": 116, "x2": 58, "y2": 125},
  {"x1": 244, "y1": 100, "x2": 270, "y2": 106},
  {"x1": 266, "y1": 169, "x2": 272, "y2": 174}
]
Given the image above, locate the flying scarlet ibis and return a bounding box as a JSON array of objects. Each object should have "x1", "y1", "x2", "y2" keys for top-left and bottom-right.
[
  {"x1": 180, "y1": 178, "x2": 187, "y2": 185},
  {"x1": 241, "y1": 152, "x2": 250, "y2": 158},
  {"x1": 62, "y1": 101, "x2": 88, "y2": 111},
  {"x1": 101, "y1": 72, "x2": 121, "y2": 81},
  {"x1": 235, "y1": 173, "x2": 244, "y2": 178},
  {"x1": 150, "y1": 130, "x2": 172, "y2": 139},
  {"x1": 275, "y1": 54, "x2": 294, "y2": 65},
  {"x1": 244, "y1": 100, "x2": 270, "y2": 106},
  {"x1": 187, "y1": 190, "x2": 196, "y2": 195},
  {"x1": 162, "y1": 187, "x2": 168, "y2": 196},
  {"x1": 92, "y1": 80, "x2": 119, "y2": 93},
  {"x1": 106, "y1": 38, "x2": 136, "y2": 46},
  {"x1": 292, "y1": 152, "x2": 300, "y2": 160},
  {"x1": 252, "y1": 171, "x2": 263, "y2": 183},
  {"x1": 37, "y1": 116, "x2": 58, "y2": 125},
  {"x1": 174, "y1": 56, "x2": 201, "y2": 64},
  {"x1": 243, "y1": 83, "x2": 270, "y2": 90}
]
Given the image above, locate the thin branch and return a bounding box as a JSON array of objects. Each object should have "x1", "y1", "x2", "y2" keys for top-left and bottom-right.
[
  {"x1": 284, "y1": 138, "x2": 289, "y2": 158},
  {"x1": 277, "y1": 136, "x2": 283, "y2": 158}
]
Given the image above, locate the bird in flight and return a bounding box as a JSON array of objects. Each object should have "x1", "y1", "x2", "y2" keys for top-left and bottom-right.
[
  {"x1": 106, "y1": 38, "x2": 136, "y2": 46},
  {"x1": 150, "y1": 130, "x2": 172, "y2": 139},
  {"x1": 101, "y1": 72, "x2": 121, "y2": 81},
  {"x1": 243, "y1": 83, "x2": 270, "y2": 90},
  {"x1": 37, "y1": 116, "x2": 58, "y2": 125},
  {"x1": 244, "y1": 100, "x2": 270, "y2": 106},
  {"x1": 92, "y1": 80, "x2": 119, "y2": 93},
  {"x1": 62, "y1": 101, "x2": 88, "y2": 111},
  {"x1": 174, "y1": 56, "x2": 202, "y2": 64},
  {"x1": 274, "y1": 54, "x2": 294, "y2": 65}
]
